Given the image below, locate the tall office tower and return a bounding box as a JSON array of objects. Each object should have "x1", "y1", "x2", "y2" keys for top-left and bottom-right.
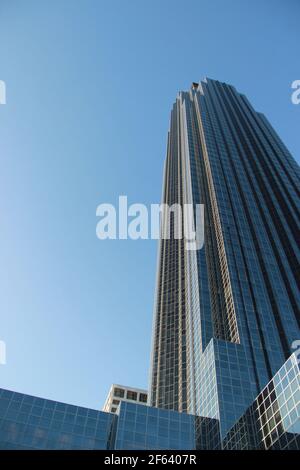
[{"x1": 149, "y1": 78, "x2": 300, "y2": 437}]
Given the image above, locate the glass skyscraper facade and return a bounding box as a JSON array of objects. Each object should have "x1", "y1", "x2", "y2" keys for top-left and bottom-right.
[
  {"x1": 0, "y1": 388, "x2": 116, "y2": 450},
  {"x1": 114, "y1": 402, "x2": 197, "y2": 450},
  {"x1": 0, "y1": 388, "x2": 199, "y2": 450},
  {"x1": 0, "y1": 79, "x2": 299, "y2": 450},
  {"x1": 150, "y1": 78, "x2": 300, "y2": 438},
  {"x1": 223, "y1": 353, "x2": 300, "y2": 450},
  {"x1": 1, "y1": 353, "x2": 299, "y2": 449}
]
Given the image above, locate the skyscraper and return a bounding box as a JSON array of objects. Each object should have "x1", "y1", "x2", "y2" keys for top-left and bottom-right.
[
  {"x1": 149, "y1": 78, "x2": 300, "y2": 438},
  {"x1": 0, "y1": 78, "x2": 299, "y2": 451}
]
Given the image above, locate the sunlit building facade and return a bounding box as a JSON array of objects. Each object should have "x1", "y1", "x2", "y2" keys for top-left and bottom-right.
[
  {"x1": 1, "y1": 353, "x2": 299, "y2": 449},
  {"x1": 102, "y1": 384, "x2": 148, "y2": 414},
  {"x1": 150, "y1": 78, "x2": 300, "y2": 438},
  {"x1": 0, "y1": 79, "x2": 299, "y2": 450}
]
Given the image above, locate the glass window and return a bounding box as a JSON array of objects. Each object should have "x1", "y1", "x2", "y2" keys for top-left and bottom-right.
[
  {"x1": 139, "y1": 393, "x2": 147, "y2": 403},
  {"x1": 127, "y1": 391, "x2": 137, "y2": 401},
  {"x1": 114, "y1": 388, "x2": 125, "y2": 398}
]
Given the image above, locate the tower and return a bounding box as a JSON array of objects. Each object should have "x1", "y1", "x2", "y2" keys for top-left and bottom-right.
[{"x1": 150, "y1": 78, "x2": 300, "y2": 437}]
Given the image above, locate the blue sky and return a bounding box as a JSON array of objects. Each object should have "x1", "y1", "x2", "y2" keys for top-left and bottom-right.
[{"x1": 0, "y1": 0, "x2": 299, "y2": 410}]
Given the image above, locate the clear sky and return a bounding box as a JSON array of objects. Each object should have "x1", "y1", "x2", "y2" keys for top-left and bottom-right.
[{"x1": 0, "y1": 0, "x2": 299, "y2": 410}]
